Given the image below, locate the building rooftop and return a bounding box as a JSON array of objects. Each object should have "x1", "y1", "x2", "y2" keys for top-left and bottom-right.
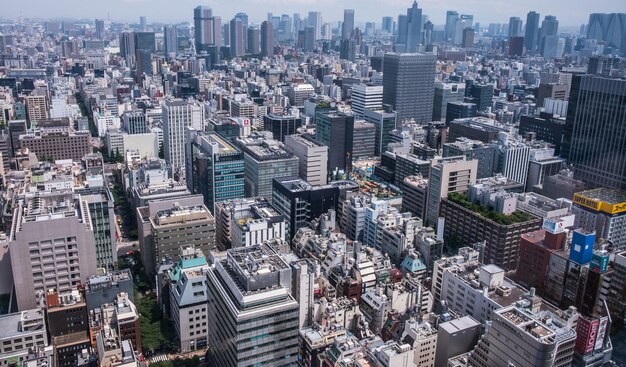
[
  {"x1": 450, "y1": 117, "x2": 510, "y2": 133},
  {"x1": 573, "y1": 188, "x2": 626, "y2": 215},
  {"x1": 236, "y1": 136, "x2": 295, "y2": 161},
  {"x1": 0, "y1": 309, "x2": 46, "y2": 340},
  {"x1": 153, "y1": 204, "x2": 211, "y2": 226}
]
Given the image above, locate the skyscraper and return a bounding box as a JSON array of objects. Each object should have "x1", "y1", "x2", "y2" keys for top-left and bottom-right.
[
  {"x1": 563, "y1": 75, "x2": 626, "y2": 190},
  {"x1": 194, "y1": 6, "x2": 213, "y2": 52},
  {"x1": 134, "y1": 31, "x2": 155, "y2": 51},
  {"x1": 524, "y1": 11, "x2": 540, "y2": 54},
  {"x1": 382, "y1": 52, "x2": 436, "y2": 123},
  {"x1": 261, "y1": 20, "x2": 274, "y2": 57},
  {"x1": 587, "y1": 13, "x2": 626, "y2": 56},
  {"x1": 229, "y1": 18, "x2": 245, "y2": 57},
  {"x1": 508, "y1": 17, "x2": 523, "y2": 38},
  {"x1": 119, "y1": 32, "x2": 135, "y2": 61},
  {"x1": 162, "y1": 99, "x2": 205, "y2": 176},
  {"x1": 163, "y1": 25, "x2": 178, "y2": 56},
  {"x1": 445, "y1": 11, "x2": 459, "y2": 43},
  {"x1": 234, "y1": 12, "x2": 248, "y2": 27},
  {"x1": 405, "y1": 1, "x2": 423, "y2": 52},
  {"x1": 382, "y1": 16, "x2": 393, "y2": 34},
  {"x1": 539, "y1": 15, "x2": 559, "y2": 57},
  {"x1": 342, "y1": 9, "x2": 355, "y2": 40},
  {"x1": 246, "y1": 26, "x2": 260, "y2": 54},
  {"x1": 133, "y1": 32, "x2": 155, "y2": 81},
  {"x1": 95, "y1": 19, "x2": 105, "y2": 39},
  {"x1": 308, "y1": 11, "x2": 322, "y2": 40}
]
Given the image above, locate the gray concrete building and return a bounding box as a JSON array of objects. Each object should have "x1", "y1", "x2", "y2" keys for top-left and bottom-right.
[
  {"x1": 149, "y1": 203, "x2": 216, "y2": 269},
  {"x1": 9, "y1": 191, "x2": 98, "y2": 310},
  {"x1": 235, "y1": 136, "x2": 299, "y2": 202},
  {"x1": 206, "y1": 244, "x2": 300, "y2": 366},
  {"x1": 284, "y1": 134, "x2": 328, "y2": 186},
  {"x1": 383, "y1": 53, "x2": 436, "y2": 123},
  {"x1": 352, "y1": 121, "x2": 377, "y2": 159}
]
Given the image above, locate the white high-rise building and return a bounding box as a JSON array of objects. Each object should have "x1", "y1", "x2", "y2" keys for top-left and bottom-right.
[
  {"x1": 425, "y1": 156, "x2": 478, "y2": 226},
  {"x1": 284, "y1": 134, "x2": 328, "y2": 185},
  {"x1": 351, "y1": 84, "x2": 383, "y2": 118},
  {"x1": 162, "y1": 99, "x2": 205, "y2": 178}
]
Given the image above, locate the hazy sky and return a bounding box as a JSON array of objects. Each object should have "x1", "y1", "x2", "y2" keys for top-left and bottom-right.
[{"x1": 3, "y1": 0, "x2": 626, "y2": 26}]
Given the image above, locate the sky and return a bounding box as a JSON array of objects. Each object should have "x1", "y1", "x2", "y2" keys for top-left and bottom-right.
[{"x1": 2, "y1": 0, "x2": 626, "y2": 26}]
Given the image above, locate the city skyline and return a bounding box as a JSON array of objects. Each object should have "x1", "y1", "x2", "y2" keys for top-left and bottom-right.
[{"x1": 2, "y1": 0, "x2": 625, "y2": 26}]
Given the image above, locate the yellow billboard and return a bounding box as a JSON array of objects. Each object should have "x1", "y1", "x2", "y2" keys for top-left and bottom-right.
[{"x1": 573, "y1": 193, "x2": 626, "y2": 214}]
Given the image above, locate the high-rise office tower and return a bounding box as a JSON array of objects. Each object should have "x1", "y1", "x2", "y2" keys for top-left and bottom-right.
[
  {"x1": 382, "y1": 16, "x2": 393, "y2": 33},
  {"x1": 280, "y1": 14, "x2": 292, "y2": 40},
  {"x1": 433, "y1": 82, "x2": 466, "y2": 122},
  {"x1": 206, "y1": 245, "x2": 300, "y2": 366},
  {"x1": 95, "y1": 19, "x2": 105, "y2": 39},
  {"x1": 587, "y1": 13, "x2": 626, "y2": 56},
  {"x1": 445, "y1": 11, "x2": 459, "y2": 43},
  {"x1": 229, "y1": 18, "x2": 245, "y2": 57},
  {"x1": 246, "y1": 26, "x2": 260, "y2": 54},
  {"x1": 10, "y1": 191, "x2": 98, "y2": 310},
  {"x1": 303, "y1": 26, "x2": 315, "y2": 52},
  {"x1": 139, "y1": 16, "x2": 147, "y2": 30},
  {"x1": 162, "y1": 99, "x2": 205, "y2": 176},
  {"x1": 119, "y1": 31, "x2": 135, "y2": 61},
  {"x1": 461, "y1": 27, "x2": 475, "y2": 48},
  {"x1": 423, "y1": 20, "x2": 434, "y2": 45},
  {"x1": 308, "y1": 11, "x2": 322, "y2": 40},
  {"x1": 405, "y1": 1, "x2": 423, "y2": 52},
  {"x1": 525, "y1": 11, "x2": 540, "y2": 54},
  {"x1": 340, "y1": 38, "x2": 356, "y2": 61},
  {"x1": 508, "y1": 17, "x2": 523, "y2": 37},
  {"x1": 342, "y1": 9, "x2": 355, "y2": 40},
  {"x1": 562, "y1": 75, "x2": 626, "y2": 190},
  {"x1": 163, "y1": 25, "x2": 178, "y2": 56},
  {"x1": 234, "y1": 12, "x2": 248, "y2": 27},
  {"x1": 194, "y1": 6, "x2": 213, "y2": 52},
  {"x1": 397, "y1": 14, "x2": 408, "y2": 45},
  {"x1": 186, "y1": 129, "x2": 245, "y2": 212},
  {"x1": 382, "y1": 52, "x2": 436, "y2": 123},
  {"x1": 315, "y1": 110, "x2": 354, "y2": 172},
  {"x1": 212, "y1": 16, "x2": 222, "y2": 47},
  {"x1": 351, "y1": 85, "x2": 383, "y2": 118},
  {"x1": 261, "y1": 20, "x2": 274, "y2": 57},
  {"x1": 540, "y1": 15, "x2": 559, "y2": 57},
  {"x1": 134, "y1": 32, "x2": 156, "y2": 52},
  {"x1": 293, "y1": 13, "x2": 302, "y2": 33}
]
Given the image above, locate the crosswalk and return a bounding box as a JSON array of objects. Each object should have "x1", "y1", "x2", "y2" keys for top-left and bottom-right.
[{"x1": 149, "y1": 354, "x2": 169, "y2": 364}]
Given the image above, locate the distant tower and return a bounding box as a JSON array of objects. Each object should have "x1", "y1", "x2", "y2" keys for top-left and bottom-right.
[{"x1": 342, "y1": 9, "x2": 355, "y2": 40}]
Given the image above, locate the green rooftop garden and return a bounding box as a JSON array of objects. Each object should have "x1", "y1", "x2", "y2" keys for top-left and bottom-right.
[{"x1": 447, "y1": 191, "x2": 537, "y2": 226}]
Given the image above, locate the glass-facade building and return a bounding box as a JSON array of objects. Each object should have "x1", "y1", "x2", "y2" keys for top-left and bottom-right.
[
  {"x1": 563, "y1": 75, "x2": 626, "y2": 190},
  {"x1": 186, "y1": 130, "x2": 245, "y2": 212}
]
